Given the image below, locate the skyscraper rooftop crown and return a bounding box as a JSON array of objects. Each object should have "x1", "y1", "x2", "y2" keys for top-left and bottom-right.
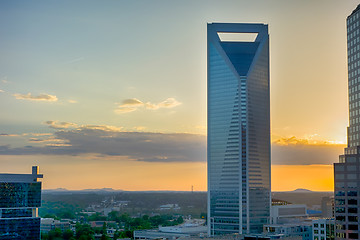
[{"x1": 350, "y1": 4, "x2": 360, "y2": 16}]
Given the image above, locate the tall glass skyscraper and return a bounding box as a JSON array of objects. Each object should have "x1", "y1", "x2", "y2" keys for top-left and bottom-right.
[
  {"x1": 0, "y1": 166, "x2": 43, "y2": 239},
  {"x1": 207, "y1": 23, "x2": 270, "y2": 235},
  {"x1": 334, "y1": 5, "x2": 360, "y2": 240}
]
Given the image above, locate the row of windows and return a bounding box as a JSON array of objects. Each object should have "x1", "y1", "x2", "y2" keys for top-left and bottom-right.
[
  {"x1": 348, "y1": 28, "x2": 360, "y2": 41},
  {"x1": 349, "y1": 54, "x2": 360, "y2": 69},
  {"x1": 349, "y1": 117, "x2": 360, "y2": 125},
  {"x1": 336, "y1": 215, "x2": 358, "y2": 222},
  {"x1": 336, "y1": 224, "x2": 358, "y2": 230},
  {"x1": 349, "y1": 91, "x2": 360, "y2": 102},
  {"x1": 350, "y1": 109, "x2": 360, "y2": 118},
  {"x1": 348, "y1": 44, "x2": 360, "y2": 56},
  {"x1": 348, "y1": 126, "x2": 360, "y2": 135},
  {"x1": 335, "y1": 182, "x2": 357, "y2": 188},
  {"x1": 349, "y1": 100, "x2": 360, "y2": 110},
  {"x1": 348, "y1": 37, "x2": 360, "y2": 50},
  {"x1": 0, "y1": 183, "x2": 41, "y2": 208},
  {"x1": 344, "y1": 156, "x2": 358, "y2": 163},
  {"x1": 0, "y1": 218, "x2": 40, "y2": 240},
  {"x1": 349, "y1": 133, "x2": 360, "y2": 143},
  {"x1": 349, "y1": 27, "x2": 360, "y2": 40},
  {"x1": 0, "y1": 208, "x2": 33, "y2": 218},
  {"x1": 313, "y1": 229, "x2": 325, "y2": 234},
  {"x1": 336, "y1": 232, "x2": 358, "y2": 240},
  {"x1": 335, "y1": 173, "x2": 360, "y2": 180},
  {"x1": 335, "y1": 207, "x2": 358, "y2": 213},
  {"x1": 349, "y1": 84, "x2": 360, "y2": 95},
  {"x1": 349, "y1": 141, "x2": 360, "y2": 147},
  {"x1": 335, "y1": 199, "x2": 357, "y2": 205},
  {"x1": 313, "y1": 223, "x2": 325, "y2": 228},
  {"x1": 348, "y1": 12, "x2": 360, "y2": 25},
  {"x1": 335, "y1": 164, "x2": 358, "y2": 171},
  {"x1": 335, "y1": 190, "x2": 358, "y2": 196}
]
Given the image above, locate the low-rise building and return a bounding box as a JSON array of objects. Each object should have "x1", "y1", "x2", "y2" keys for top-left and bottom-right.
[
  {"x1": 320, "y1": 197, "x2": 334, "y2": 218},
  {"x1": 90, "y1": 220, "x2": 117, "y2": 228},
  {"x1": 40, "y1": 218, "x2": 71, "y2": 233},
  {"x1": 264, "y1": 222, "x2": 312, "y2": 240},
  {"x1": 159, "y1": 204, "x2": 181, "y2": 211},
  {"x1": 271, "y1": 205, "x2": 308, "y2": 224},
  {"x1": 134, "y1": 218, "x2": 206, "y2": 239},
  {"x1": 312, "y1": 219, "x2": 334, "y2": 240}
]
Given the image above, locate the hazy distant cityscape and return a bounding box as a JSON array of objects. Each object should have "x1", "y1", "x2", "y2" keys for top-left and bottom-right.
[{"x1": 1, "y1": 1, "x2": 360, "y2": 240}]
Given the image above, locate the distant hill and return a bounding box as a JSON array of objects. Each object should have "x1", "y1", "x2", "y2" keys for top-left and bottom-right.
[
  {"x1": 43, "y1": 188, "x2": 124, "y2": 194},
  {"x1": 290, "y1": 188, "x2": 313, "y2": 193}
]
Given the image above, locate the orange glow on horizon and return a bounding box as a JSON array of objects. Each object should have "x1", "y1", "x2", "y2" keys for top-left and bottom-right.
[
  {"x1": 272, "y1": 164, "x2": 334, "y2": 192},
  {"x1": 0, "y1": 155, "x2": 336, "y2": 192}
]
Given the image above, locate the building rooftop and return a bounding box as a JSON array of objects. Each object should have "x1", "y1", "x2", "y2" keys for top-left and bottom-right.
[
  {"x1": 0, "y1": 166, "x2": 43, "y2": 183},
  {"x1": 350, "y1": 4, "x2": 360, "y2": 16}
]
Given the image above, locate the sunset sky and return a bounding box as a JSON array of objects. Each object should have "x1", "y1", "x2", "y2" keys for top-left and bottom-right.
[{"x1": 0, "y1": 0, "x2": 358, "y2": 191}]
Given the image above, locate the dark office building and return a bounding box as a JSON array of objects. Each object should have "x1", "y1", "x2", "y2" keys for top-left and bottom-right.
[{"x1": 0, "y1": 166, "x2": 43, "y2": 239}]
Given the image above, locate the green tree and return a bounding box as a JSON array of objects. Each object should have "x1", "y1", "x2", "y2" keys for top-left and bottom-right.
[
  {"x1": 48, "y1": 228, "x2": 63, "y2": 240},
  {"x1": 58, "y1": 210, "x2": 76, "y2": 219},
  {"x1": 62, "y1": 229, "x2": 74, "y2": 240},
  {"x1": 118, "y1": 230, "x2": 133, "y2": 239},
  {"x1": 100, "y1": 222, "x2": 110, "y2": 240},
  {"x1": 41, "y1": 232, "x2": 49, "y2": 240},
  {"x1": 176, "y1": 216, "x2": 184, "y2": 224},
  {"x1": 75, "y1": 223, "x2": 94, "y2": 240},
  {"x1": 142, "y1": 215, "x2": 149, "y2": 221},
  {"x1": 108, "y1": 211, "x2": 119, "y2": 221},
  {"x1": 88, "y1": 212, "x2": 106, "y2": 221}
]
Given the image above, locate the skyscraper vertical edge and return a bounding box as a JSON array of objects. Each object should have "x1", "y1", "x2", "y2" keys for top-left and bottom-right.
[
  {"x1": 334, "y1": 5, "x2": 360, "y2": 240},
  {"x1": 207, "y1": 23, "x2": 271, "y2": 236}
]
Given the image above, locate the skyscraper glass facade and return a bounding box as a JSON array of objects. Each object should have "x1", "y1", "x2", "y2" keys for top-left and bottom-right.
[
  {"x1": 334, "y1": 5, "x2": 360, "y2": 240},
  {"x1": 207, "y1": 23, "x2": 270, "y2": 235},
  {"x1": 0, "y1": 166, "x2": 43, "y2": 240}
]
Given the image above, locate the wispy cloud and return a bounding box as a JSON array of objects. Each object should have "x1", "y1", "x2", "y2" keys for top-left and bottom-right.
[
  {"x1": 115, "y1": 97, "x2": 182, "y2": 114},
  {"x1": 22, "y1": 133, "x2": 53, "y2": 137},
  {"x1": 145, "y1": 98, "x2": 181, "y2": 110},
  {"x1": 273, "y1": 136, "x2": 344, "y2": 146},
  {"x1": 0, "y1": 89, "x2": 4, "y2": 93},
  {"x1": 0, "y1": 133, "x2": 20, "y2": 137},
  {"x1": 44, "y1": 121, "x2": 124, "y2": 132},
  {"x1": 80, "y1": 125, "x2": 123, "y2": 132},
  {"x1": 133, "y1": 126, "x2": 146, "y2": 131},
  {"x1": 115, "y1": 98, "x2": 143, "y2": 113},
  {"x1": 28, "y1": 137, "x2": 65, "y2": 143},
  {"x1": 64, "y1": 57, "x2": 84, "y2": 64},
  {"x1": 14, "y1": 93, "x2": 58, "y2": 102},
  {"x1": 1, "y1": 76, "x2": 8, "y2": 84},
  {"x1": 122, "y1": 98, "x2": 144, "y2": 106},
  {"x1": 68, "y1": 100, "x2": 78, "y2": 104},
  {"x1": 44, "y1": 121, "x2": 78, "y2": 129},
  {"x1": 114, "y1": 107, "x2": 138, "y2": 114}
]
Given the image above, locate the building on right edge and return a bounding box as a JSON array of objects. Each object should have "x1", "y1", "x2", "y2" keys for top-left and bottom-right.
[
  {"x1": 207, "y1": 23, "x2": 270, "y2": 236},
  {"x1": 334, "y1": 4, "x2": 360, "y2": 240}
]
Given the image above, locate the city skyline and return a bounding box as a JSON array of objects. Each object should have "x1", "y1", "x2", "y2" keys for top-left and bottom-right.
[{"x1": 0, "y1": 0, "x2": 358, "y2": 191}]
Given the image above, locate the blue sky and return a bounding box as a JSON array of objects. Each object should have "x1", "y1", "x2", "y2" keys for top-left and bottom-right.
[{"x1": 0, "y1": 0, "x2": 358, "y2": 190}]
